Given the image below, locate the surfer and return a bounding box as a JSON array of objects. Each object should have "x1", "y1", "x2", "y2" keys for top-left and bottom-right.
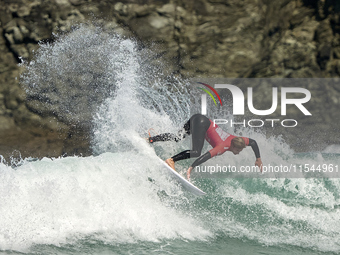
[{"x1": 148, "y1": 114, "x2": 263, "y2": 180}]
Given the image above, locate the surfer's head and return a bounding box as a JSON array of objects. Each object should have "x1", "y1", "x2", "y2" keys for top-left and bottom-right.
[{"x1": 230, "y1": 137, "x2": 246, "y2": 155}]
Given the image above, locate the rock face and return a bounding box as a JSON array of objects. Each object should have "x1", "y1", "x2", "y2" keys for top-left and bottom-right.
[{"x1": 0, "y1": 0, "x2": 339, "y2": 159}]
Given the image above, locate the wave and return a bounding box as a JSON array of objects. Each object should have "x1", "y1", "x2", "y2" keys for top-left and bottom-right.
[
  {"x1": 4, "y1": 23, "x2": 340, "y2": 254},
  {"x1": 0, "y1": 152, "x2": 211, "y2": 252},
  {"x1": 1, "y1": 151, "x2": 340, "y2": 253}
]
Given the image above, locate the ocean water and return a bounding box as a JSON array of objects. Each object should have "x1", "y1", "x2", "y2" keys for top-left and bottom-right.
[
  {"x1": 1, "y1": 24, "x2": 340, "y2": 254},
  {"x1": 1, "y1": 151, "x2": 340, "y2": 254}
]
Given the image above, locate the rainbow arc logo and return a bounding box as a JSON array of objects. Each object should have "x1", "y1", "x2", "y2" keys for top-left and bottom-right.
[{"x1": 197, "y1": 82, "x2": 223, "y2": 106}]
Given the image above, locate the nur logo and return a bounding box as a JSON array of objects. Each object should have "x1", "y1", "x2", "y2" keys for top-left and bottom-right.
[
  {"x1": 197, "y1": 82, "x2": 222, "y2": 115},
  {"x1": 196, "y1": 82, "x2": 312, "y2": 128}
]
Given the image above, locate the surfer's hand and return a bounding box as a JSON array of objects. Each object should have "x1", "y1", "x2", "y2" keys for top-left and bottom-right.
[
  {"x1": 255, "y1": 158, "x2": 263, "y2": 173},
  {"x1": 187, "y1": 166, "x2": 193, "y2": 181}
]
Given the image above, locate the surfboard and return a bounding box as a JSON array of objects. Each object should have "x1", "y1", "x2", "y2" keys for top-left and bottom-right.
[{"x1": 159, "y1": 158, "x2": 206, "y2": 196}]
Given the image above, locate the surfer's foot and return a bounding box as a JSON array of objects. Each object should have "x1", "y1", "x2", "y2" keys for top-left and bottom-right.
[{"x1": 165, "y1": 158, "x2": 176, "y2": 171}]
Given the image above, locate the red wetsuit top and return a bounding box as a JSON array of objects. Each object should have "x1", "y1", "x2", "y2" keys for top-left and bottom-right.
[{"x1": 205, "y1": 120, "x2": 249, "y2": 157}]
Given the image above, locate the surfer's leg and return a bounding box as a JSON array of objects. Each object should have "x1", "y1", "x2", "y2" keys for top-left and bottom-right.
[
  {"x1": 149, "y1": 117, "x2": 191, "y2": 143},
  {"x1": 190, "y1": 114, "x2": 210, "y2": 157},
  {"x1": 149, "y1": 133, "x2": 179, "y2": 143},
  {"x1": 163, "y1": 114, "x2": 209, "y2": 171},
  {"x1": 170, "y1": 114, "x2": 210, "y2": 162}
]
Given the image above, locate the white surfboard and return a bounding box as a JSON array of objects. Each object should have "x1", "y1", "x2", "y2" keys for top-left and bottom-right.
[{"x1": 159, "y1": 158, "x2": 206, "y2": 196}]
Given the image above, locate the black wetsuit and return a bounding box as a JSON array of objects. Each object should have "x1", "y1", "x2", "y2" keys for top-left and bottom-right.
[{"x1": 149, "y1": 114, "x2": 260, "y2": 168}]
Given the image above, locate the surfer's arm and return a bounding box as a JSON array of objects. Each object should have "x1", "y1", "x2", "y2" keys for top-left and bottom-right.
[
  {"x1": 187, "y1": 152, "x2": 211, "y2": 180},
  {"x1": 248, "y1": 138, "x2": 263, "y2": 172},
  {"x1": 248, "y1": 138, "x2": 260, "y2": 158},
  {"x1": 191, "y1": 151, "x2": 212, "y2": 168}
]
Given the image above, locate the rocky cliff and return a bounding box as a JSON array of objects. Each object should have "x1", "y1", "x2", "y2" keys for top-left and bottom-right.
[{"x1": 0, "y1": 0, "x2": 339, "y2": 159}]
